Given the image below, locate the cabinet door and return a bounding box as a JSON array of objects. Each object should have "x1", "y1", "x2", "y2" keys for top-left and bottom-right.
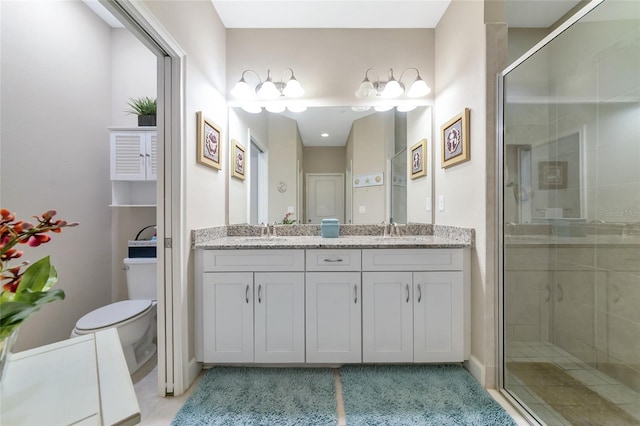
[
  {"x1": 413, "y1": 271, "x2": 464, "y2": 362},
  {"x1": 306, "y1": 272, "x2": 361, "y2": 363},
  {"x1": 362, "y1": 271, "x2": 413, "y2": 362},
  {"x1": 145, "y1": 132, "x2": 158, "y2": 180},
  {"x1": 110, "y1": 132, "x2": 146, "y2": 181},
  {"x1": 202, "y1": 272, "x2": 254, "y2": 363},
  {"x1": 254, "y1": 272, "x2": 305, "y2": 363}
]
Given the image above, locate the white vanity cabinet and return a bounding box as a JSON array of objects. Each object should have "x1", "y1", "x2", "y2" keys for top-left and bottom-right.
[
  {"x1": 305, "y1": 249, "x2": 361, "y2": 363},
  {"x1": 195, "y1": 250, "x2": 305, "y2": 364},
  {"x1": 109, "y1": 128, "x2": 157, "y2": 207},
  {"x1": 195, "y1": 245, "x2": 470, "y2": 365},
  {"x1": 362, "y1": 249, "x2": 470, "y2": 363}
]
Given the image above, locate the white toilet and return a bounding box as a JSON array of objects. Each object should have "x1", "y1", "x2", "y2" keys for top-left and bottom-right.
[{"x1": 71, "y1": 258, "x2": 157, "y2": 374}]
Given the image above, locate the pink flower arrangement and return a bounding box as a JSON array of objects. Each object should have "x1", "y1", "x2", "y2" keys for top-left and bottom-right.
[
  {"x1": 282, "y1": 212, "x2": 296, "y2": 225},
  {"x1": 0, "y1": 209, "x2": 77, "y2": 339}
]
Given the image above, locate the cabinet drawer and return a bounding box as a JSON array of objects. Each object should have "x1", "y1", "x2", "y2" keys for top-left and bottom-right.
[
  {"x1": 362, "y1": 249, "x2": 463, "y2": 271},
  {"x1": 306, "y1": 249, "x2": 361, "y2": 271},
  {"x1": 201, "y1": 249, "x2": 304, "y2": 272}
]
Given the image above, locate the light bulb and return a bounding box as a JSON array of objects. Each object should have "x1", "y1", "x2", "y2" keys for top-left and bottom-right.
[
  {"x1": 407, "y1": 78, "x2": 431, "y2": 97},
  {"x1": 231, "y1": 79, "x2": 252, "y2": 99},
  {"x1": 283, "y1": 78, "x2": 304, "y2": 97},
  {"x1": 381, "y1": 79, "x2": 404, "y2": 98},
  {"x1": 257, "y1": 80, "x2": 281, "y2": 100},
  {"x1": 355, "y1": 79, "x2": 377, "y2": 98},
  {"x1": 396, "y1": 105, "x2": 417, "y2": 112},
  {"x1": 265, "y1": 104, "x2": 285, "y2": 113},
  {"x1": 241, "y1": 105, "x2": 263, "y2": 114},
  {"x1": 374, "y1": 105, "x2": 394, "y2": 112},
  {"x1": 287, "y1": 105, "x2": 308, "y2": 113}
]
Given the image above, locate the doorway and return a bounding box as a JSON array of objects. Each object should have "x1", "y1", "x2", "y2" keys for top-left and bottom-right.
[{"x1": 306, "y1": 173, "x2": 345, "y2": 223}]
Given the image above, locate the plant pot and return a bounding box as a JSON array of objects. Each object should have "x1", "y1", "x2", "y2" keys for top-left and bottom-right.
[{"x1": 138, "y1": 115, "x2": 156, "y2": 127}]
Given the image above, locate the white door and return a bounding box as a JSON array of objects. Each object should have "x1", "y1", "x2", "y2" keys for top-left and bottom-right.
[
  {"x1": 254, "y1": 272, "x2": 305, "y2": 363},
  {"x1": 413, "y1": 271, "x2": 464, "y2": 362},
  {"x1": 202, "y1": 272, "x2": 254, "y2": 363},
  {"x1": 362, "y1": 271, "x2": 413, "y2": 363},
  {"x1": 306, "y1": 272, "x2": 361, "y2": 363},
  {"x1": 306, "y1": 173, "x2": 344, "y2": 224}
]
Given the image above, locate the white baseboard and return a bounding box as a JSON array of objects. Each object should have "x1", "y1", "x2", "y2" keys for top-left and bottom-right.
[{"x1": 464, "y1": 355, "x2": 485, "y2": 387}]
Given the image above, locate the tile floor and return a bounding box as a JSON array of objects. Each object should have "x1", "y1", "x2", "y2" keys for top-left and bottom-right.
[
  {"x1": 132, "y1": 356, "x2": 529, "y2": 425},
  {"x1": 505, "y1": 341, "x2": 640, "y2": 426}
]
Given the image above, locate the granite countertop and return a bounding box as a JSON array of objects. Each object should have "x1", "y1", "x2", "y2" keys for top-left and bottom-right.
[{"x1": 192, "y1": 223, "x2": 474, "y2": 250}]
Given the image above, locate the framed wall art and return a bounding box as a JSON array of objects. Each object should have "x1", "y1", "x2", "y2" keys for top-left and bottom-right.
[
  {"x1": 196, "y1": 111, "x2": 221, "y2": 170},
  {"x1": 410, "y1": 139, "x2": 427, "y2": 179},
  {"x1": 231, "y1": 139, "x2": 246, "y2": 180},
  {"x1": 441, "y1": 108, "x2": 470, "y2": 169},
  {"x1": 538, "y1": 161, "x2": 568, "y2": 189}
]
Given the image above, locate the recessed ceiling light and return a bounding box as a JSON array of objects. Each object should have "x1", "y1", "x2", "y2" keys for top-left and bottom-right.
[{"x1": 321, "y1": 133, "x2": 329, "y2": 138}]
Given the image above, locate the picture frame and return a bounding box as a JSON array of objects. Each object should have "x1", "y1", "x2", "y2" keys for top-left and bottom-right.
[
  {"x1": 231, "y1": 139, "x2": 246, "y2": 180},
  {"x1": 441, "y1": 108, "x2": 470, "y2": 169},
  {"x1": 538, "y1": 161, "x2": 568, "y2": 189},
  {"x1": 196, "y1": 111, "x2": 221, "y2": 170},
  {"x1": 410, "y1": 139, "x2": 427, "y2": 179}
]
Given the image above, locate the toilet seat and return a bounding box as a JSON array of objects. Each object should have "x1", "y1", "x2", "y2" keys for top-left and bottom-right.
[{"x1": 75, "y1": 300, "x2": 153, "y2": 331}]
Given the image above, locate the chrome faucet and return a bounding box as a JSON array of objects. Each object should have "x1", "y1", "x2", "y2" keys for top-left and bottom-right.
[
  {"x1": 382, "y1": 221, "x2": 388, "y2": 237},
  {"x1": 261, "y1": 222, "x2": 270, "y2": 238},
  {"x1": 390, "y1": 220, "x2": 398, "y2": 236},
  {"x1": 271, "y1": 221, "x2": 278, "y2": 238}
]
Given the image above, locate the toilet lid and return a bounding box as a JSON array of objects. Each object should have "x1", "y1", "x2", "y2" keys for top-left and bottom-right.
[{"x1": 76, "y1": 300, "x2": 152, "y2": 330}]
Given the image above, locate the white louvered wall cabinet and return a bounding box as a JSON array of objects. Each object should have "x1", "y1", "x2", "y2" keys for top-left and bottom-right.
[{"x1": 109, "y1": 127, "x2": 157, "y2": 207}]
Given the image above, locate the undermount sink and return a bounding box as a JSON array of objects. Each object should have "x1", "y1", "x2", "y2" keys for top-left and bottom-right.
[
  {"x1": 241, "y1": 237, "x2": 288, "y2": 242},
  {"x1": 372, "y1": 236, "x2": 421, "y2": 242}
]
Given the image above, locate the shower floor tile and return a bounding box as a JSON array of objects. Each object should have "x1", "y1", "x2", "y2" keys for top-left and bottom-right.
[{"x1": 505, "y1": 341, "x2": 640, "y2": 424}]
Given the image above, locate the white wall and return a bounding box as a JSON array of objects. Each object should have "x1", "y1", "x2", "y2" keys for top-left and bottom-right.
[
  {"x1": 435, "y1": 0, "x2": 492, "y2": 385},
  {"x1": 111, "y1": 29, "x2": 157, "y2": 127},
  {"x1": 142, "y1": 0, "x2": 228, "y2": 389},
  {"x1": 406, "y1": 106, "x2": 433, "y2": 223},
  {"x1": 227, "y1": 29, "x2": 434, "y2": 108},
  {"x1": 1, "y1": 1, "x2": 113, "y2": 350},
  {"x1": 268, "y1": 114, "x2": 300, "y2": 222}
]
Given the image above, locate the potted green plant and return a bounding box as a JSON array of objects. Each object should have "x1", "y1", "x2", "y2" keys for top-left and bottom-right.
[{"x1": 127, "y1": 97, "x2": 157, "y2": 126}]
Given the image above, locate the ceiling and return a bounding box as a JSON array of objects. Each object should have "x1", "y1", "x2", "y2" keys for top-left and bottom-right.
[{"x1": 211, "y1": 0, "x2": 583, "y2": 29}]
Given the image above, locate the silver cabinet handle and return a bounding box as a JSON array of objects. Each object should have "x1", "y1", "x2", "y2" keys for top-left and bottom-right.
[
  {"x1": 258, "y1": 284, "x2": 262, "y2": 303},
  {"x1": 245, "y1": 284, "x2": 250, "y2": 303},
  {"x1": 354, "y1": 284, "x2": 358, "y2": 304},
  {"x1": 324, "y1": 258, "x2": 344, "y2": 263},
  {"x1": 406, "y1": 284, "x2": 410, "y2": 303},
  {"x1": 417, "y1": 284, "x2": 422, "y2": 303}
]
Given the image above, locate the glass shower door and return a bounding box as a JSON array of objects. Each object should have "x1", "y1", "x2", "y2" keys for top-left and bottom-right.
[{"x1": 500, "y1": 1, "x2": 640, "y2": 424}]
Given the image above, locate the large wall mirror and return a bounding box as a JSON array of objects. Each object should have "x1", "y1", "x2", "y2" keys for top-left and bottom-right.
[{"x1": 228, "y1": 106, "x2": 433, "y2": 225}]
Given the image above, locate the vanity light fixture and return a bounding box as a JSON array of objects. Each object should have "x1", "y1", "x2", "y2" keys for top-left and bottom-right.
[
  {"x1": 231, "y1": 68, "x2": 305, "y2": 100},
  {"x1": 355, "y1": 68, "x2": 431, "y2": 99}
]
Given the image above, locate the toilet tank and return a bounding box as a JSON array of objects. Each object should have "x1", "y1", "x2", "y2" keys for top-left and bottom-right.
[{"x1": 124, "y1": 257, "x2": 157, "y2": 300}]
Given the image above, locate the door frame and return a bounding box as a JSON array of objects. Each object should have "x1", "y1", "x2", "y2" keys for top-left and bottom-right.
[{"x1": 102, "y1": 0, "x2": 187, "y2": 395}]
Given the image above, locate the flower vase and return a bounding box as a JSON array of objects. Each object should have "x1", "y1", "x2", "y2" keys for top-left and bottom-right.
[{"x1": 0, "y1": 328, "x2": 18, "y2": 384}]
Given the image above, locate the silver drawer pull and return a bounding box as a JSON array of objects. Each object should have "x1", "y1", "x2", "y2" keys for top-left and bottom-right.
[
  {"x1": 354, "y1": 284, "x2": 358, "y2": 304},
  {"x1": 323, "y1": 258, "x2": 344, "y2": 263},
  {"x1": 417, "y1": 284, "x2": 422, "y2": 303},
  {"x1": 245, "y1": 284, "x2": 250, "y2": 303},
  {"x1": 258, "y1": 284, "x2": 262, "y2": 303},
  {"x1": 406, "y1": 284, "x2": 410, "y2": 303}
]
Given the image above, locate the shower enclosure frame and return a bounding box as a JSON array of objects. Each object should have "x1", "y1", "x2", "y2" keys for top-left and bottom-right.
[{"x1": 496, "y1": 0, "x2": 606, "y2": 422}]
